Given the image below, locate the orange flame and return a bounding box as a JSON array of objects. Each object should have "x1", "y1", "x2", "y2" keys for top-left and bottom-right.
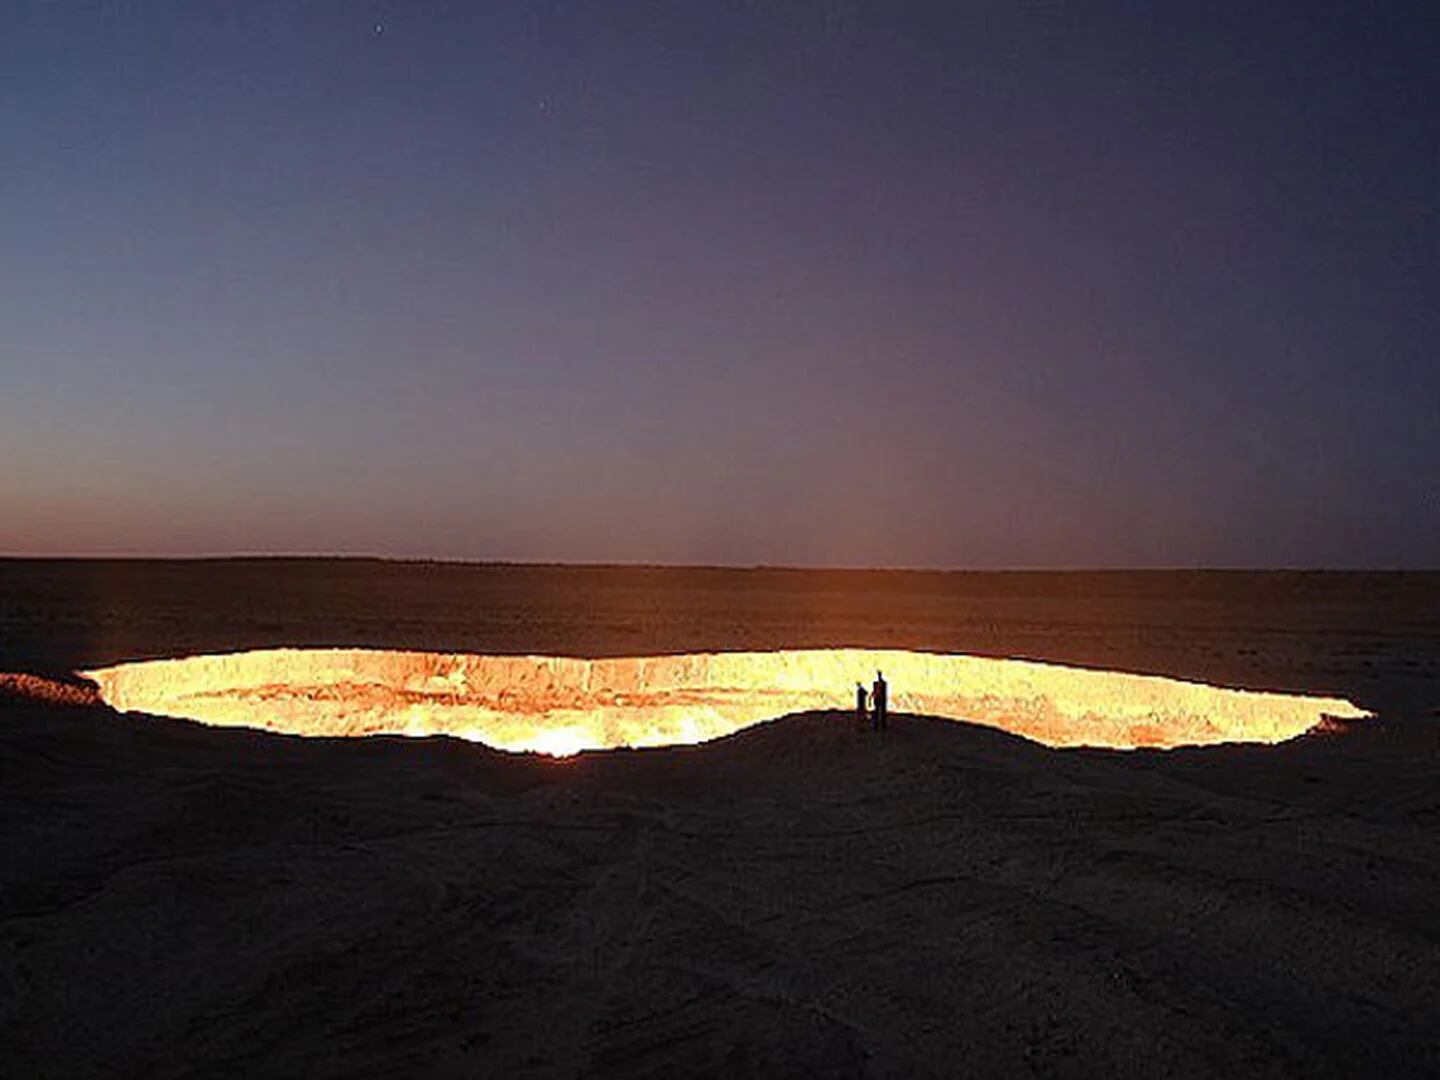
[{"x1": 82, "y1": 648, "x2": 1369, "y2": 755}]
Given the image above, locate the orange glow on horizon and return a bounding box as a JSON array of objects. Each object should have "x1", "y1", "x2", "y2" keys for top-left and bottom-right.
[{"x1": 81, "y1": 648, "x2": 1370, "y2": 754}]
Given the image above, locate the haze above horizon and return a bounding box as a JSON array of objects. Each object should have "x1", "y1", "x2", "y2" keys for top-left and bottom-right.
[{"x1": 4, "y1": 2, "x2": 1437, "y2": 568}]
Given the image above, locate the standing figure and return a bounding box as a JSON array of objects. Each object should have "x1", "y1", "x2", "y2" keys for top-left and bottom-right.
[
  {"x1": 872, "y1": 670, "x2": 888, "y2": 731},
  {"x1": 855, "y1": 682, "x2": 869, "y2": 729}
]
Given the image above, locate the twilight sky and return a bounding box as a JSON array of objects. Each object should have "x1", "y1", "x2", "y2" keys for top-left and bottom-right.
[{"x1": 3, "y1": 1, "x2": 1437, "y2": 567}]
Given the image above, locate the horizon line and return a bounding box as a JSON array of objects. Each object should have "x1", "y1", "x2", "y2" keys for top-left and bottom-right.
[{"x1": 1, "y1": 553, "x2": 1435, "y2": 574}]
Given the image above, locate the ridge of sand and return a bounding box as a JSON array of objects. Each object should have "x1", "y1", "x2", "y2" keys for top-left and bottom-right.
[{"x1": 2, "y1": 690, "x2": 1438, "y2": 1077}]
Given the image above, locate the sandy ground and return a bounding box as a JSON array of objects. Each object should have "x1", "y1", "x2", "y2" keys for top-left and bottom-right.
[{"x1": 2, "y1": 562, "x2": 1440, "y2": 1077}]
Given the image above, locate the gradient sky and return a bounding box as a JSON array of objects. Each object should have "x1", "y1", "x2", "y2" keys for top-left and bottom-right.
[{"x1": 3, "y1": 2, "x2": 1437, "y2": 567}]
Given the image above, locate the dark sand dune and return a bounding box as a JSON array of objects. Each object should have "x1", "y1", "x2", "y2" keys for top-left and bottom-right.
[{"x1": 4, "y1": 687, "x2": 1440, "y2": 1078}]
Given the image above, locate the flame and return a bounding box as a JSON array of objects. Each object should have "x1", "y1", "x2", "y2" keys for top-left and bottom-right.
[
  {"x1": 80, "y1": 648, "x2": 1369, "y2": 754},
  {"x1": 521, "y1": 727, "x2": 590, "y2": 758}
]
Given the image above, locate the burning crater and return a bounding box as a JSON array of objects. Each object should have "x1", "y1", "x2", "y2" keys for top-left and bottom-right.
[{"x1": 83, "y1": 648, "x2": 1368, "y2": 755}]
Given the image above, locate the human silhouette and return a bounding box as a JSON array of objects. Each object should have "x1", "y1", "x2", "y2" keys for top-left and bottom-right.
[
  {"x1": 855, "y1": 682, "x2": 868, "y2": 728},
  {"x1": 872, "y1": 670, "x2": 888, "y2": 731}
]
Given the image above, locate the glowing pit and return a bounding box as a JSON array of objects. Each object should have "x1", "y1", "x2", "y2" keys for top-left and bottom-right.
[{"x1": 83, "y1": 648, "x2": 1368, "y2": 755}]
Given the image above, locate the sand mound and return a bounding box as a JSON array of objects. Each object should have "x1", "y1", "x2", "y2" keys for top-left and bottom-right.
[
  {"x1": 0, "y1": 673, "x2": 101, "y2": 709},
  {"x1": 83, "y1": 648, "x2": 1368, "y2": 754}
]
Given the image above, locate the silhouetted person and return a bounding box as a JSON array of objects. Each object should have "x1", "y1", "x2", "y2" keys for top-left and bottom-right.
[
  {"x1": 872, "y1": 670, "x2": 888, "y2": 731},
  {"x1": 856, "y1": 682, "x2": 868, "y2": 728}
]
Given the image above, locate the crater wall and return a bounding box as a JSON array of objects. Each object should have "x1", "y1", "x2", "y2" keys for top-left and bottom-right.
[{"x1": 84, "y1": 648, "x2": 1370, "y2": 754}]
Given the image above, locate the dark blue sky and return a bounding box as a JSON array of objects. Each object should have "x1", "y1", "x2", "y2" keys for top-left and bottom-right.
[{"x1": 3, "y1": 2, "x2": 1437, "y2": 566}]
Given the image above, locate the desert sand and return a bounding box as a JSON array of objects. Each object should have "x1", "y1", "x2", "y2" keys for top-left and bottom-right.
[{"x1": 3, "y1": 561, "x2": 1439, "y2": 1077}]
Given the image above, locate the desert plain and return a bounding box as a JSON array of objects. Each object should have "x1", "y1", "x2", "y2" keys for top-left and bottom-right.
[{"x1": 3, "y1": 559, "x2": 1440, "y2": 1077}]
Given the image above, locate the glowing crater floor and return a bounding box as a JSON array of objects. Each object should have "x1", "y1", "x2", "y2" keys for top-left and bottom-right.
[{"x1": 83, "y1": 648, "x2": 1369, "y2": 755}]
